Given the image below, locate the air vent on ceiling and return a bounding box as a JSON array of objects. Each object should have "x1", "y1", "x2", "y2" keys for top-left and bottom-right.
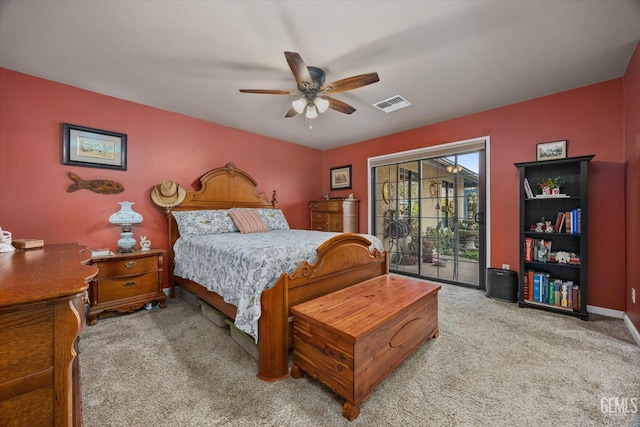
[{"x1": 373, "y1": 95, "x2": 412, "y2": 113}]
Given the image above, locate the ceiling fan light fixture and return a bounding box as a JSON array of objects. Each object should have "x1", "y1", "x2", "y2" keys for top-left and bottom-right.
[
  {"x1": 292, "y1": 97, "x2": 306, "y2": 114},
  {"x1": 305, "y1": 104, "x2": 318, "y2": 119},
  {"x1": 314, "y1": 97, "x2": 329, "y2": 113}
]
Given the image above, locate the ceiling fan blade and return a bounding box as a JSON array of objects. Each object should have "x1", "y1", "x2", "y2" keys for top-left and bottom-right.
[
  {"x1": 321, "y1": 72, "x2": 379, "y2": 93},
  {"x1": 325, "y1": 96, "x2": 356, "y2": 115},
  {"x1": 284, "y1": 51, "x2": 313, "y2": 90},
  {"x1": 284, "y1": 107, "x2": 298, "y2": 118},
  {"x1": 239, "y1": 89, "x2": 293, "y2": 95}
]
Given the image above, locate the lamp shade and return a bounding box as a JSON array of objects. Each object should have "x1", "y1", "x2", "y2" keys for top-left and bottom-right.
[
  {"x1": 109, "y1": 201, "x2": 143, "y2": 225},
  {"x1": 292, "y1": 97, "x2": 306, "y2": 114},
  {"x1": 109, "y1": 201, "x2": 143, "y2": 253},
  {"x1": 305, "y1": 104, "x2": 318, "y2": 119},
  {"x1": 314, "y1": 97, "x2": 329, "y2": 113}
]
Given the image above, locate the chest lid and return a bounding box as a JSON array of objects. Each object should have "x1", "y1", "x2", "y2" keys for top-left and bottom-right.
[{"x1": 292, "y1": 275, "x2": 440, "y2": 339}]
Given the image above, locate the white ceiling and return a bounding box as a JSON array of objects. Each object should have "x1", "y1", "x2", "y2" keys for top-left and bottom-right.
[{"x1": 1, "y1": 1, "x2": 639, "y2": 150}]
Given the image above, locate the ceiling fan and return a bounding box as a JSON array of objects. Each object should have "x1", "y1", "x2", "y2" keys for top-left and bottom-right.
[{"x1": 239, "y1": 52, "x2": 379, "y2": 126}]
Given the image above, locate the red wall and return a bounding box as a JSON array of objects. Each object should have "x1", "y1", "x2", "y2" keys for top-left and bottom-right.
[
  {"x1": 0, "y1": 66, "x2": 633, "y2": 313},
  {"x1": 0, "y1": 68, "x2": 322, "y2": 279},
  {"x1": 323, "y1": 79, "x2": 626, "y2": 311},
  {"x1": 624, "y1": 43, "x2": 640, "y2": 330}
]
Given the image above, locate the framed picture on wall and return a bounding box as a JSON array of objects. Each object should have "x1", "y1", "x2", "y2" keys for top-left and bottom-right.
[
  {"x1": 330, "y1": 165, "x2": 352, "y2": 190},
  {"x1": 536, "y1": 140, "x2": 567, "y2": 162},
  {"x1": 62, "y1": 123, "x2": 127, "y2": 170}
]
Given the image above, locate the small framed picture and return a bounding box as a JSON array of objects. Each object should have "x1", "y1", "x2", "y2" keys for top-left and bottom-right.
[
  {"x1": 536, "y1": 140, "x2": 567, "y2": 162},
  {"x1": 330, "y1": 165, "x2": 352, "y2": 190},
  {"x1": 62, "y1": 123, "x2": 127, "y2": 170}
]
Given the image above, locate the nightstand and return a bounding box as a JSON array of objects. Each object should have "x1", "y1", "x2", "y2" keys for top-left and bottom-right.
[{"x1": 88, "y1": 249, "x2": 167, "y2": 325}]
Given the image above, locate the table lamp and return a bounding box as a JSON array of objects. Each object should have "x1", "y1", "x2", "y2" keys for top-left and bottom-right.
[{"x1": 108, "y1": 201, "x2": 143, "y2": 253}]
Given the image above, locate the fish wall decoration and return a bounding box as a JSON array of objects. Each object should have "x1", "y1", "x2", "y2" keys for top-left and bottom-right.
[{"x1": 67, "y1": 172, "x2": 124, "y2": 194}]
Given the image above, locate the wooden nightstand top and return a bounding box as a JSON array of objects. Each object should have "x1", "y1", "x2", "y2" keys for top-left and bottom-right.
[{"x1": 90, "y1": 248, "x2": 165, "y2": 262}]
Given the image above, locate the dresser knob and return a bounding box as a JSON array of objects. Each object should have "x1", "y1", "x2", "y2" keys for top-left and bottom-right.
[
  {"x1": 124, "y1": 281, "x2": 137, "y2": 287},
  {"x1": 124, "y1": 261, "x2": 138, "y2": 269}
]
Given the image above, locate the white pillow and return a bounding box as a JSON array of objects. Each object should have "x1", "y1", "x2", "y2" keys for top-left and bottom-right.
[
  {"x1": 255, "y1": 209, "x2": 290, "y2": 230},
  {"x1": 172, "y1": 210, "x2": 238, "y2": 238}
]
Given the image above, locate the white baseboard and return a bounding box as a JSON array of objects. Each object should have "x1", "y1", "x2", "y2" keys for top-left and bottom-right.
[
  {"x1": 623, "y1": 314, "x2": 640, "y2": 347},
  {"x1": 587, "y1": 305, "x2": 624, "y2": 319}
]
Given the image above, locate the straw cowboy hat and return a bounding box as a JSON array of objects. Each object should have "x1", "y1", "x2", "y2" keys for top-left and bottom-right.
[{"x1": 151, "y1": 180, "x2": 186, "y2": 207}]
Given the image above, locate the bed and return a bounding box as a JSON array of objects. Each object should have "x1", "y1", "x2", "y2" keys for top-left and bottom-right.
[{"x1": 159, "y1": 163, "x2": 388, "y2": 381}]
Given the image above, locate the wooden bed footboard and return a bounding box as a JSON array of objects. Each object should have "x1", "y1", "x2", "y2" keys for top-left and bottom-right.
[
  {"x1": 257, "y1": 233, "x2": 387, "y2": 381},
  {"x1": 156, "y1": 163, "x2": 388, "y2": 382}
]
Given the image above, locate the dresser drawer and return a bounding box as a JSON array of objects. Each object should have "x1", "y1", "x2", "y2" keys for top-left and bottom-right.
[
  {"x1": 0, "y1": 306, "x2": 54, "y2": 384},
  {"x1": 95, "y1": 255, "x2": 158, "y2": 278},
  {"x1": 97, "y1": 273, "x2": 160, "y2": 302},
  {"x1": 310, "y1": 201, "x2": 343, "y2": 212},
  {"x1": 312, "y1": 222, "x2": 327, "y2": 231},
  {"x1": 311, "y1": 212, "x2": 327, "y2": 221}
]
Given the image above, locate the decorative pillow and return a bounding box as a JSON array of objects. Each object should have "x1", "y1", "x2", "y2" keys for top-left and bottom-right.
[
  {"x1": 229, "y1": 209, "x2": 269, "y2": 234},
  {"x1": 172, "y1": 210, "x2": 238, "y2": 238},
  {"x1": 255, "y1": 209, "x2": 290, "y2": 230}
]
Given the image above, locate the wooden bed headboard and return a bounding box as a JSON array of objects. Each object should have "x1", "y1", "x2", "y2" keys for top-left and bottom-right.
[{"x1": 162, "y1": 162, "x2": 278, "y2": 271}]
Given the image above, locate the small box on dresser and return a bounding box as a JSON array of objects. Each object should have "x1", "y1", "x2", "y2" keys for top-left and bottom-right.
[{"x1": 88, "y1": 248, "x2": 167, "y2": 325}]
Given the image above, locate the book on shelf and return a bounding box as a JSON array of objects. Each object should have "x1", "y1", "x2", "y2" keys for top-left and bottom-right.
[
  {"x1": 554, "y1": 212, "x2": 565, "y2": 233},
  {"x1": 565, "y1": 211, "x2": 572, "y2": 234},
  {"x1": 572, "y1": 284, "x2": 580, "y2": 311},
  {"x1": 564, "y1": 208, "x2": 581, "y2": 234},
  {"x1": 533, "y1": 272, "x2": 541, "y2": 302},
  {"x1": 525, "y1": 271, "x2": 579, "y2": 311},
  {"x1": 524, "y1": 178, "x2": 534, "y2": 199},
  {"x1": 524, "y1": 237, "x2": 533, "y2": 261}
]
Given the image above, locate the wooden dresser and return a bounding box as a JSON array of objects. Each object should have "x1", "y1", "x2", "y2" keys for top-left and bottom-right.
[
  {"x1": 309, "y1": 199, "x2": 359, "y2": 232},
  {"x1": 0, "y1": 243, "x2": 98, "y2": 427},
  {"x1": 88, "y1": 249, "x2": 166, "y2": 325}
]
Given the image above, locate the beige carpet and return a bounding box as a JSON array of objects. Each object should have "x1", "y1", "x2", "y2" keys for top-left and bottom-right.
[{"x1": 80, "y1": 281, "x2": 640, "y2": 426}]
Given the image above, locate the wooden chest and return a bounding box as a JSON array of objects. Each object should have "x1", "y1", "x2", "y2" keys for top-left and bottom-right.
[{"x1": 291, "y1": 275, "x2": 440, "y2": 421}]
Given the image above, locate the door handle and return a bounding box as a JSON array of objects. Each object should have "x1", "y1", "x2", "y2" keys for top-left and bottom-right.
[{"x1": 474, "y1": 212, "x2": 483, "y2": 225}]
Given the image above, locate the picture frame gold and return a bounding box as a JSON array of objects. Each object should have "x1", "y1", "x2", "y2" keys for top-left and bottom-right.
[{"x1": 62, "y1": 123, "x2": 127, "y2": 170}]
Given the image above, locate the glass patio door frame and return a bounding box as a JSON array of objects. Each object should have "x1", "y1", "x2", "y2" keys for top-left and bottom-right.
[{"x1": 368, "y1": 137, "x2": 490, "y2": 289}]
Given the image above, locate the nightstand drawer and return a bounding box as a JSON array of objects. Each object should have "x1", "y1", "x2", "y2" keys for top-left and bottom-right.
[
  {"x1": 97, "y1": 273, "x2": 160, "y2": 302},
  {"x1": 95, "y1": 256, "x2": 158, "y2": 278}
]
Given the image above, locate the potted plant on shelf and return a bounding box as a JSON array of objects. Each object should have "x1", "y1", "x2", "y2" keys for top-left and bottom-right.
[{"x1": 537, "y1": 177, "x2": 565, "y2": 195}]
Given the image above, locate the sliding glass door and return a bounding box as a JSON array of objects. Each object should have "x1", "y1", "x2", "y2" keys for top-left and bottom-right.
[{"x1": 372, "y1": 147, "x2": 485, "y2": 288}]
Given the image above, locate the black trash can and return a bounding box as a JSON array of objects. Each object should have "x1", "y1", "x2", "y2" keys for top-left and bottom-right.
[{"x1": 485, "y1": 268, "x2": 518, "y2": 302}]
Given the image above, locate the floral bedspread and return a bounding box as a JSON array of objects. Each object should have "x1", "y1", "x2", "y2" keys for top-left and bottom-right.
[{"x1": 173, "y1": 230, "x2": 383, "y2": 341}]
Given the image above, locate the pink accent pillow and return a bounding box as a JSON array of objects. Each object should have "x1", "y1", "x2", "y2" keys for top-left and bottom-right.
[{"x1": 229, "y1": 209, "x2": 269, "y2": 234}]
